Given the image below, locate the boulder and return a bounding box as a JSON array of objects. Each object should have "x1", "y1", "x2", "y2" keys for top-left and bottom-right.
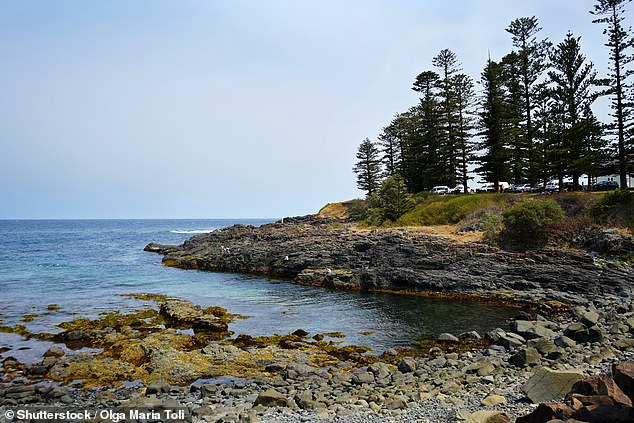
[
  {"x1": 518, "y1": 361, "x2": 634, "y2": 422},
  {"x1": 459, "y1": 330, "x2": 482, "y2": 340},
  {"x1": 291, "y1": 329, "x2": 309, "y2": 337},
  {"x1": 145, "y1": 381, "x2": 171, "y2": 395},
  {"x1": 192, "y1": 316, "x2": 228, "y2": 333},
  {"x1": 485, "y1": 328, "x2": 506, "y2": 343},
  {"x1": 496, "y1": 332, "x2": 526, "y2": 350},
  {"x1": 284, "y1": 362, "x2": 324, "y2": 380},
  {"x1": 580, "y1": 310, "x2": 600, "y2": 328},
  {"x1": 571, "y1": 402, "x2": 634, "y2": 422},
  {"x1": 64, "y1": 330, "x2": 87, "y2": 342},
  {"x1": 509, "y1": 347, "x2": 541, "y2": 367},
  {"x1": 564, "y1": 323, "x2": 603, "y2": 343},
  {"x1": 576, "y1": 227, "x2": 634, "y2": 257},
  {"x1": 613, "y1": 361, "x2": 634, "y2": 404},
  {"x1": 428, "y1": 356, "x2": 447, "y2": 368},
  {"x1": 515, "y1": 402, "x2": 575, "y2": 423},
  {"x1": 368, "y1": 362, "x2": 392, "y2": 379},
  {"x1": 523, "y1": 367, "x2": 584, "y2": 403},
  {"x1": 554, "y1": 335, "x2": 576, "y2": 348},
  {"x1": 43, "y1": 346, "x2": 65, "y2": 358},
  {"x1": 438, "y1": 333, "x2": 459, "y2": 342},
  {"x1": 397, "y1": 357, "x2": 417, "y2": 373},
  {"x1": 201, "y1": 343, "x2": 242, "y2": 361},
  {"x1": 570, "y1": 374, "x2": 632, "y2": 407},
  {"x1": 465, "y1": 410, "x2": 510, "y2": 423},
  {"x1": 294, "y1": 391, "x2": 321, "y2": 410},
  {"x1": 481, "y1": 394, "x2": 507, "y2": 406},
  {"x1": 143, "y1": 346, "x2": 208, "y2": 385},
  {"x1": 529, "y1": 338, "x2": 563, "y2": 359},
  {"x1": 264, "y1": 363, "x2": 285, "y2": 373},
  {"x1": 464, "y1": 358, "x2": 496, "y2": 377},
  {"x1": 351, "y1": 371, "x2": 374, "y2": 385},
  {"x1": 569, "y1": 374, "x2": 603, "y2": 396},
  {"x1": 511, "y1": 320, "x2": 556, "y2": 340},
  {"x1": 254, "y1": 389, "x2": 288, "y2": 407},
  {"x1": 159, "y1": 299, "x2": 203, "y2": 325}
]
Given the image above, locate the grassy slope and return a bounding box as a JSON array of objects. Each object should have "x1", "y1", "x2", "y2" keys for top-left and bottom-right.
[
  {"x1": 319, "y1": 192, "x2": 632, "y2": 233},
  {"x1": 396, "y1": 193, "x2": 516, "y2": 226}
]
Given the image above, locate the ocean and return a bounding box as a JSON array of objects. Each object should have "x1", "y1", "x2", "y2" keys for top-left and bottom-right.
[{"x1": 0, "y1": 219, "x2": 517, "y2": 363}]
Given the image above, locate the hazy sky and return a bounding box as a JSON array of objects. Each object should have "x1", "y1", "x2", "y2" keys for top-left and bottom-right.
[{"x1": 0, "y1": 0, "x2": 625, "y2": 218}]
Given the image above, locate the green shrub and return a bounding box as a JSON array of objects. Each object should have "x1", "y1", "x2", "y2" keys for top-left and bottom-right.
[
  {"x1": 500, "y1": 200, "x2": 565, "y2": 249},
  {"x1": 379, "y1": 175, "x2": 415, "y2": 222},
  {"x1": 591, "y1": 189, "x2": 634, "y2": 231},
  {"x1": 347, "y1": 199, "x2": 371, "y2": 221},
  {"x1": 358, "y1": 175, "x2": 415, "y2": 225},
  {"x1": 362, "y1": 207, "x2": 385, "y2": 227},
  {"x1": 481, "y1": 212, "x2": 504, "y2": 244}
]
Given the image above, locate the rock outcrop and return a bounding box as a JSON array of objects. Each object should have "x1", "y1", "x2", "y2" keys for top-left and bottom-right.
[
  {"x1": 517, "y1": 362, "x2": 634, "y2": 423},
  {"x1": 145, "y1": 216, "x2": 634, "y2": 300}
]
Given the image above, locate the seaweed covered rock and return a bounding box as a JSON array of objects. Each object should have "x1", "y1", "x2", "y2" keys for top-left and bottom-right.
[{"x1": 159, "y1": 299, "x2": 204, "y2": 325}]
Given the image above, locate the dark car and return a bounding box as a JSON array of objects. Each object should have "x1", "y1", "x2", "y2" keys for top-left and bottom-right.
[
  {"x1": 530, "y1": 186, "x2": 544, "y2": 193},
  {"x1": 591, "y1": 180, "x2": 619, "y2": 191}
]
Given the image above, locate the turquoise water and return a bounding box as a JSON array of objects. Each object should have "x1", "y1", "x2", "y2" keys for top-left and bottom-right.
[{"x1": 0, "y1": 219, "x2": 517, "y2": 362}]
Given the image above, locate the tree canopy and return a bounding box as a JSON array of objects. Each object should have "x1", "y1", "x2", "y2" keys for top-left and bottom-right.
[{"x1": 353, "y1": 4, "x2": 633, "y2": 196}]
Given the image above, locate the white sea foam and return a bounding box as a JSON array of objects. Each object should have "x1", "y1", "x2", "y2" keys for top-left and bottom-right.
[{"x1": 170, "y1": 229, "x2": 217, "y2": 234}]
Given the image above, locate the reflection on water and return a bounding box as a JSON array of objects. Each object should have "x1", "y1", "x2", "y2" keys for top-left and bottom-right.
[
  {"x1": 197, "y1": 279, "x2": 518, "y2": 352},
  {"x1": 0, "y1": 219, "x2": 519, "y2": 362}
]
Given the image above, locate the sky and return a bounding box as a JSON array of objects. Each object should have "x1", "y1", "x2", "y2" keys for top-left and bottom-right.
[{"x1": 0, "y1": 0, "x2": 627, "y2": 219}]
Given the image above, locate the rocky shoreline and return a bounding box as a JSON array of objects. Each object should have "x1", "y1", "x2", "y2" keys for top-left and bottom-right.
[
  {"x1": 144, "y1": 216, "x2": 633, "y2": 302},
  {"x1": 1, "y1": 293, "x2": 634, "y2": 422},
  {"x1": 2, "y1": 216, "x2": 634, "y2": 422}
]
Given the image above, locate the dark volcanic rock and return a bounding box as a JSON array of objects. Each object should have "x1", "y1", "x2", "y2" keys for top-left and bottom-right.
[
  {"x1": 144, "y1": 243, "x2": 180, "y2": 254},
  {"x1": 145, "y1": 216, "x2": 634, "y2": 298},
  {"x1": 574, "y1": 227, "x2": 634, "y2": 257},
  {"x1": 192, "y1": 316, "x2": 228, "y2": 333}
]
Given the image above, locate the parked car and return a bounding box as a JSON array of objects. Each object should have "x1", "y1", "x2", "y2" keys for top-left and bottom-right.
[
  {"x1": 591, "y1": 180, "x2": 619, "y2": 191},
  {"x1": 545, "y1": 181, "x2": 559, "y2": 192},
  {"x1": 562, "y1": 181, "x2": 575, "y2": 191},
  {"x1": 450, "y1": 185, "x2": 473, "y2": 194},
  {"x1": 477, "y1": 183, "x2": 494, "y2": 193},
  {"x1": 507, "y1": 184, "x2": 531, "y2": 192},
  {"x1": 477, "y1": 182, "x2": 509, "y2": 193},
  {"x1": 431, "y1": 185, "x2": 451, "y2": 194}
]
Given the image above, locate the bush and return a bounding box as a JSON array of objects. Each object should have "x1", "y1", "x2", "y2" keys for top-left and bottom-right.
[
  {"x1": 346, "y1": 199, "x2": 371, "y2": 221},
  {"x1": 357, "y1": 175, "x2": 414, "y2": 226},
  {"x1": 591, "y1": 189, "x2": 634, "y2": 231},
  {"x1": 500, "y1": 200, "x2": 565, "y2": 249},
  {"x1": 378, "y1": 174, "x2": 415, "y2": 222},
  {"x1": 481, "y1": 212, "x2": 505, "y2": 245}
]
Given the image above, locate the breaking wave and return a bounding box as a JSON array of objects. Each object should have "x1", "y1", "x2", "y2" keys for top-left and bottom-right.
[{"x1": 170, "y1": 229, "x2": 217, "y2": 234}]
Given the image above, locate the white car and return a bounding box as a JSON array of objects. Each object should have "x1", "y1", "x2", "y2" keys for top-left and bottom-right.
[
  {"x1": 477, "y1": 183, "x2": 494, "y2": 193},
  {"x1": 477, "y1": 182, "x2": 509, "y2": 193},
  {"x1": 431, "y1": 186, "x2": 451, "y2": 194},
  {"x1": 451, "y1": 185, "x2": 474, "y2": 194}
]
